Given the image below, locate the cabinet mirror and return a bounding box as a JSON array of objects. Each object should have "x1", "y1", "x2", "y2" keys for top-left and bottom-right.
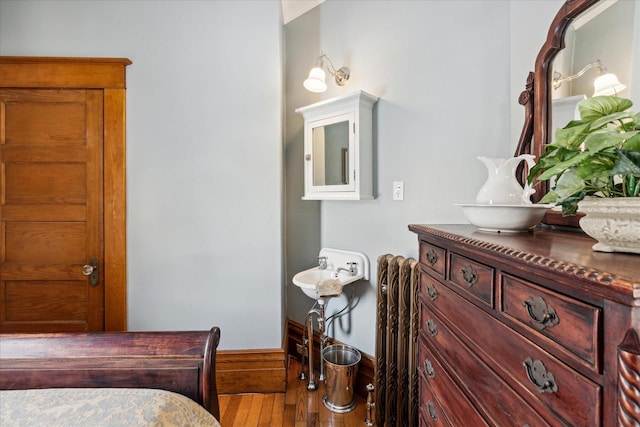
[
  {"x1": 296, "y1": 91, "x2": 378, "y2": 200},
  {"x1": 312, "y1": 118, "x2": 350, "y2": 187}
]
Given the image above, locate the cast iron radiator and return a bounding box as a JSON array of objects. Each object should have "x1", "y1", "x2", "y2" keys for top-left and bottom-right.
[{"x1": 375, "y1": 254, "x2": 419, "y2": 427}]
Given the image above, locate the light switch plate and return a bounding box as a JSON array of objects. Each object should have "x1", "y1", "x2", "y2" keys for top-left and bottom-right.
[{"x1": 393, "y1": 181, "x2": 404, "y2": 200}]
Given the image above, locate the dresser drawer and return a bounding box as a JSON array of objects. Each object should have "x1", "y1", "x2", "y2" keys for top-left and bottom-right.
[
  {"x1": 501, "y1": 273, "x2": 601, "y2": 371},
  {"x1": 419, "y1": 240, "x2": 446, "y2": 279},
  {"x1": 418, "y1": 271, "x2": 442, "y2": 305},
  {"x1": 421, "y1": 281, "x2": 601, "y2": 426},
  {"x1": 418, "y1": 338, "x2": 488, "y2": 427},
  {"x1": 420, "y1": 303, "x2": 559, "y2": 427},
  {"x1": 418, "y1": 372, "x2": 451, "y2": 426},
  {"x1": 448, "y1": 253, "x2": 494, "y2": 308}
]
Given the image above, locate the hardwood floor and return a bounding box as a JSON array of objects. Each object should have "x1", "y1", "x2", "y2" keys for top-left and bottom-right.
[{"x1": 219, "y1": 356, "x2": 369, "y2": 426}]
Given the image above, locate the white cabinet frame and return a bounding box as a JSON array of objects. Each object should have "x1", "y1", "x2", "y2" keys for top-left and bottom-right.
[{"x1": 296, "y1": 91, "x2": 378, "y2": 200}]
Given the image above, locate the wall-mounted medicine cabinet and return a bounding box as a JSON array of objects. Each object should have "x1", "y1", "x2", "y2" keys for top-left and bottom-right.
[{"x1": 296, "y1": 91, "x2": 378, "y2": 200}]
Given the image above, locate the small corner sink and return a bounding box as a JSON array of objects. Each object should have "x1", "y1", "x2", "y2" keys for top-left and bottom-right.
[
  {"x1": 292, "y1": 248, "x2": 370, "y2": 301},
  {"x1": 293, "y1": 267, "x2": 364, "y2": 300}
]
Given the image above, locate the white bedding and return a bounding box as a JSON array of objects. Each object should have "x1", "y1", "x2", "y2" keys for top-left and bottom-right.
[{"x1": 0, "y1": 388, "x2": 221, "y2": 427}]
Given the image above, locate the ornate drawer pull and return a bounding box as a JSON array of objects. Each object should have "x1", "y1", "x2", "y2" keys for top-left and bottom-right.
[
  {"x1": 426, "y1": 318, "x2": 438, "y2": 336},
  {"x1": 424, "y1": 359, "x2": 435, "y2": 378},
  {"x1": 523, "y1": 296, "x2": 559, "y2": 330},
  {"x1": 523, "y1": 357, "x2": 558, "y2": 394},
  {"x1": 427, "y1": 401, "x2": 438, "y2": 421},
  {"x1": 425, "y1": 249, "x2": 438, "y2": 266},
  {"x1": 426, "y1": 283, "x2": 438, "y2": 300},
  {"x1": 461, "y1": 264, "x2": 478, "y2": 286}
]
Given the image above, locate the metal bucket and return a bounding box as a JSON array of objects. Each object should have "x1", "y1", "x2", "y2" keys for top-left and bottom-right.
[{"x1": 322, "y1": 344, "x2": 361, "y2": 413}]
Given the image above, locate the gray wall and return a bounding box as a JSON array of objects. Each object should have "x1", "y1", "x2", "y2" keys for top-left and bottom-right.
[
  {"x1": 0, "y1": 0, "x2": 284, "y2": 350},
  {"x1": 0, "y1": 0, "x2": 568, "y2": 355},
  {"x1": 509, "y1": 1, "x2": 564, "y2": 148},
  {"x1": 285, "y1": 0, "x2": 564, "y2": 356}
]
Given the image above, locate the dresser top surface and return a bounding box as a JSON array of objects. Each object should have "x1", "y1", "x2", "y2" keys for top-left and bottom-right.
[{"x1": 409, "y1": 224, "x2": 640, "y2": 299}]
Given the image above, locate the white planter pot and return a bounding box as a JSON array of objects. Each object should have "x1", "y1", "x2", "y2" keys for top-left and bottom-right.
[{"x1": 578, "y1": 197, "x2": 640, "y2": 254}]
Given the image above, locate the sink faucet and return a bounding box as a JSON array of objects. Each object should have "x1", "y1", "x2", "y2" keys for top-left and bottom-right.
[
  {"x1": 318, "y1": 256, "x2": 328, "y2": 270},
  {"x1": 336, "y1": 262, "x2": 357, "y2": 276}
]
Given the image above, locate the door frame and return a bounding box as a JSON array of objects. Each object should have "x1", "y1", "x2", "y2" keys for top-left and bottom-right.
[{"x1": 0, "y1": 57, "x2": 132, "y2": 330}]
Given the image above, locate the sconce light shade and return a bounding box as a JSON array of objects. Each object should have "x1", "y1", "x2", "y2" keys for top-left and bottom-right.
[
  {"x1": 303, "y1": 66, "x2": 328, "y2": 93},
  {"x1": 303, "y1": 53, "x2": 350, "y2": 93},
  {"x1": 593, "y1": 72, "x2": 626, "y2": 97},
  {"x1": 553, "y1": 59, "x2": 627, "y2": 98}
]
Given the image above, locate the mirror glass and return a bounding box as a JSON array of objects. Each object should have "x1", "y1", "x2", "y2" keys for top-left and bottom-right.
[
  {"x1": 312, "y1": 120, "x2": 349, "y2": 186},
  {"x1": 551, "y1": 0, "x2": 638, "y2": 132},
  {"x1": 519, "y1": 0, "x2": 639, "y2": 224}
]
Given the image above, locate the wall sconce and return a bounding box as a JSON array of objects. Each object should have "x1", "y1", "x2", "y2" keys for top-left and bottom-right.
[
  {"x1": 303, "y1": 53, "x2": 350, "y2": 93},
  {"x1": 552, "y1": 59, "x2": 626, "y2": 97}
]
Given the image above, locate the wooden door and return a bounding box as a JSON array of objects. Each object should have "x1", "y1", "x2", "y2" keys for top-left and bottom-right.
[
  {"x1": 0, "y1": 57, "x2": 131, "y2": 332},
  {"x1": 0, "y1": 89, "x2": 104, "y2": 332}
]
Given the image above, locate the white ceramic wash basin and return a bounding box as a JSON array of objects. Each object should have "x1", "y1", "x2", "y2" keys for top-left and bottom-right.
[
  {"x1": 292, "y1": 267, "x2": 364, "y2": 300},
  {"x1": 292, "y1": 248, "x2": 370, "y2": 300}
]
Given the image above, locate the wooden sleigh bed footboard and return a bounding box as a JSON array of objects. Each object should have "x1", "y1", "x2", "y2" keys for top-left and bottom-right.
[{"x1": 0, "y1": 326, "x2": 221, "y2": 420}]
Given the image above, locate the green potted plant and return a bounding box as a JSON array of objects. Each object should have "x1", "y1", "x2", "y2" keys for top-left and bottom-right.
[{"x1": 527, "y1": 95, "x2": 640, "y2": 253}]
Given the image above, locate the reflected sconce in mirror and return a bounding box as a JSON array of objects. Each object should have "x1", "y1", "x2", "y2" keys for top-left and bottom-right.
[
  {"x1": 552, "y1": 59, "x2": 626, "y2": 97},
  {"x1": 303, "y1": 53, "x2": 350, "y2": 93}
]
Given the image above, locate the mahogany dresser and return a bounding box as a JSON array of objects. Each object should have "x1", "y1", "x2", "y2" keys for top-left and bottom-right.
[{"x1": 409, "y1": 224, "x2": 640, "y2": 426}]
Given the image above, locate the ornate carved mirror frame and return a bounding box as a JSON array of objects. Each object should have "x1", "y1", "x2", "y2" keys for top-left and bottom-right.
[{"x1": 515, "y1": 0, "x2": 600, "y2": 227}]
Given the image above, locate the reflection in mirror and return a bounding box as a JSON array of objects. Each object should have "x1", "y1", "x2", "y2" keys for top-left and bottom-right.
[
  {"x1": 551, "y1": 0, "x2": 637, "y2": 134},
  {"x1": 517, "y1": 2, "x2": 634, "y2": 188},
  {"x1": 312, "y1": 121, "x2": 349, "y2": 186},
  {"x1": 518, "y1": 0, "x2": 640, "y2": 226}
]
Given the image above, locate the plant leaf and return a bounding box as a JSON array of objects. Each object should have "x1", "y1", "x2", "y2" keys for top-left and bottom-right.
[
  {"x1": 558, "y1": 191, "x2": 587, "y2": 216},
  {"x1": 548, "y1": 169, "x2": 599, "y2": 215},
  {"x1": 554, "y1": 121, "x2": 589, "y2": 148},
  {"x1": 531, "y1": 96, "x2": 640, "y2": 208},
  {"x1": 584, "y1": 130, "x2": 630, "y2": 152},
  {"x1": 579, "y1": 96, "x2": 633, "y2": 121},
  {"x1": 537, "y1": 151, "x2": 591, "y2": 181},
  {"x1": 575, "y1": 153, "x2": 616, "y2": 179},
  {"x1": 622, "y1": 132, "x2": 640, "y2": 151},
  {"x1": 528, "y1": 144, "x2": 571, "y2": 183},
  {"x1": 539, "y1": 191, "x2": 558, "y2": 204},
  {"x1": 589, "y1": 111, "x2": 636, "y2": 130},
  {"x1": 611, "y1": 150, "x2": 640, "y2": 176},
  {"x1": 551, "y1": 168, "x2": 587, "y2": 199},
  {"x1": 625, "y1": 175, "x2": 640, "y2": 197}
]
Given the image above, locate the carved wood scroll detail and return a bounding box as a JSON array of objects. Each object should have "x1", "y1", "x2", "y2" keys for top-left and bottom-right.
[
  {"x1": 514, "y1": 72, "x2": 535, "y2": 187},
  {"x1": 618, "y1": 329, "x2": 640, "y2": 426}
]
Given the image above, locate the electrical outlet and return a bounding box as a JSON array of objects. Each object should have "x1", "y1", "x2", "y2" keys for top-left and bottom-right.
[{"x1": 393, "y1": 181, "x2": 404, "y2": 200}]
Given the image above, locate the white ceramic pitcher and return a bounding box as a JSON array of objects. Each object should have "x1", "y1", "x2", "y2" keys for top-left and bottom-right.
[{"x1": 476, "y1": 154, "x2": 536, "y2": 205}]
